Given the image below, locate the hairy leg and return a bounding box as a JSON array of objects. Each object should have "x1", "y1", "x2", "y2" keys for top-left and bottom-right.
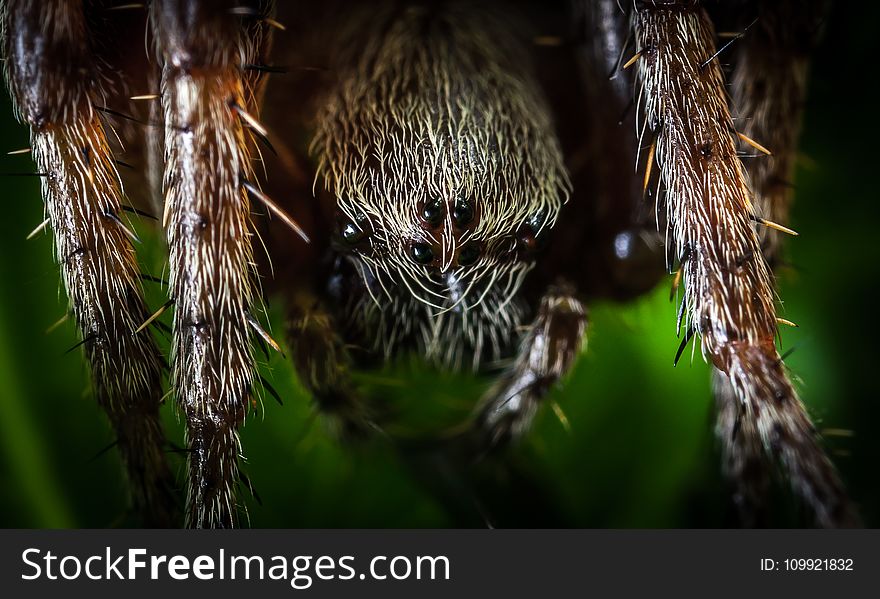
[
  {"x1": 728, "y1": 0, "x2": 825, "y2": 264},
  {"x1": 477, "y1": 283, "x2": 587, "y2": 448},
  {"x1": 2, "y1": 0, "x2": 175, "y2": 525},
  {"x1": 713, "y1": 0, "x2": 827, "y2": 525},
  {"x1": 713, "y1": 369, "x2": 772, "y2": 526},
  {"x1": 151, "y1": 0, "x2": 274, "y2": 528},
  {"x1": 286, "y1": 294, "x2": 374, "y2": 440},
  {"x1": 632, "y1": 0, "x2": 856, "y2": 526}
]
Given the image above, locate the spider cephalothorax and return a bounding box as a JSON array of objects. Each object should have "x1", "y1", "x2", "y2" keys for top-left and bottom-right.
[
  {"x1": 312, "y1": 3, "x2": 569, "y2": 368},
  {"x1": 0, "y1": 0, "x2": 859, "y2": 528}
]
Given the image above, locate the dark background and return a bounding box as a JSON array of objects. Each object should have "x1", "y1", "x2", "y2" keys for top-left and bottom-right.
[{"x1": 0, "y1": 3, "x2": 876, "y2": 528}]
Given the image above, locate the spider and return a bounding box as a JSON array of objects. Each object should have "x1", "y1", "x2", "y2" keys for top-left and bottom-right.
[{"x1": 0, "y1": 0, "x2": 860, "y2": 528}]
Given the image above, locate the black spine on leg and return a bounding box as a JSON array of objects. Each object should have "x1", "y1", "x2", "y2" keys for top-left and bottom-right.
[{"x1": 1, "y1": 0, "x2": 176, "y2": 526}]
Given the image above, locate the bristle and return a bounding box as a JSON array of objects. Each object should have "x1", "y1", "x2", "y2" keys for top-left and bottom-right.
[
  {"x1": 242, "y1": 180, "x2": 310, "y2": 242},
  {"x1": 103, "y1": 210, "x2": 141, "y2": 244},
  {"x1": 243, "y1": 63, "x2": 287, "y2": 74},
  {"x1": 822, "y1": 428, "x2": 855, "y2": 438},
  {"x1": 121, "y1": 204, "x2": 159, "y2": 221},
  {"x1": 263, "y1": 17, "x2": 285, "y2": 31},
  {"x1": 622, "y1": 50, "x2": 642, "y2": 69},
  {"x1": 135, "y1": 299, "x2": 174, "y2": 334},
  {"x1": 752, "y1": 215, "x2": 799, "y2": 236},
  {"x1": 673, "y1": 326, "x2": 695, "y2": 367},
  {"x1": 246, "y1": 313, "x2": 283, "y2": 353},
  {"x1": 93, "y1": 104, "x2": 149, "y2": 126},
  {"x1": 258, "y1": 374, "x2": 284, "y2": 406},
  {"x1": 669, "y1": 267, "x2": 682, "y2": 302},
  {"x1": 44, "y1": 313, "x2": 69, "y2": 335},
  {"x1": 737, "y1": 131, "x2": 772, "y2": 156},
  {"x1": 107, "y1": 3, "x2": 145, "y2": 10},
  {"x1": 699, "y1": 17, "x2": 757, "y2": 70},
  {"x1": 550, "y1": 400, "x2": 572, "y2": 434},
  {"x1": 643, "y1": 136, "x2": 656, "y2": 193},
  {"x1": 139, "y1": 272, "x2": 167, "y2": 285},
  {"x1": 65, "y1": 334, "x2": 98, "y2": 355},
  {"x1": 533, "y1": 35, "x2": 564, "y2": 47},
  {"x1": 230, "y1": 102, "x2": 268, "y2": 137},
  {"x1": 26, "y1": 218, "x2": 50, "y2": 240}
]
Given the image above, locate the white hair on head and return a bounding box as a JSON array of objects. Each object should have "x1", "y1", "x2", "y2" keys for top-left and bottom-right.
[{"x1": 313, "y1": 2, "x2": 569, "y2": 368}]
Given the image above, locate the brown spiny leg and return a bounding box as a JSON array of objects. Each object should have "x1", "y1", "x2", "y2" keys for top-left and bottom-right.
[
  {"x1": 1, "y1": 0, "x2": 176, "y2": 526},
  {"x1": 712, "y1": 0, "x2": 828, "y2": 526},
  {"x1": 477, "y1": 283, "x2": 587, "y2": 448},
  {"x1": 728, "y1": 0, "x2": 825, "y2": 265},
  {"x1": 713, "y1": 369, "x2": 771, "y2": 526},
  {"x1": 286, "y1": 293, "x2": 374, "y2": 440},
  {"x1": 151, "y1": 0, "x2": 274, "y2": 528},
  {"x1": 632, "y1": 0, "x2": 857, "y2": 526}
]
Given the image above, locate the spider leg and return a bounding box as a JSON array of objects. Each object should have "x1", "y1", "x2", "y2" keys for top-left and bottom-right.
[
  {"x1": 1, "y1": 0, "x2": 175, "y2": 525},
  {"x1": 632, "y1": 1, "x2": 857, "y2": 526},
  {"x1": 712, "y1": 0, "x2": 828, "y2": 526},
  {"x1": 286, "y1": 295, "x2": 375, "y2": 440},
  {"x1": 476, "y1": 283, "x2": 587, "y2": 449},
  {"x1": 151, "y1": 0, "x2": 274, "y2": 528},
  {"x1": 712, "y1": 370, "x2": 772, "y2": 526},
  {"x1": 726, "y1": 0, "x2": 825, "y2": 266}
]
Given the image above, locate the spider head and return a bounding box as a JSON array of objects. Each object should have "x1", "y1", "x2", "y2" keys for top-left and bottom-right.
[
  {"x1": 313, "y1": 4, "x2": 569, "y2": 314},
  {"x1": 327, "y1": 151, "x2": 563, "y2": 316}
]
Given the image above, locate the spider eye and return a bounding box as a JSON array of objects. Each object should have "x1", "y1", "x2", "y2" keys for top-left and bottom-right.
[
  {"x1": 422, "y1": 199, "x2": 444, "y2": 226},
  {"x1": 341, "y1": 222, "x2": 365, "y2": 244},
  {"x1": 457, "y1": 242, "x2": 481, "y2": 266},
  {"x1": 452, "y1": 198, "x2": 474, "y2": 226},
  {"x1": 517, "y1": 211, "x2": 550, "y2": 254},
  {"x1": 410, "y1": 242, "x2": 434, "y2": 264},
  {"x1": 526, "y1": 210, "x2": 548, "y2": 233},
  {"x1": 338, "y1": 211, "x2": 370, "y2": 246}
]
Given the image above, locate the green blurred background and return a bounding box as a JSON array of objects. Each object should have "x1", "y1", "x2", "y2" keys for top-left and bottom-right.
[{"x1": 0, "y1": 4, "x2": 877, "y2": 528}]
